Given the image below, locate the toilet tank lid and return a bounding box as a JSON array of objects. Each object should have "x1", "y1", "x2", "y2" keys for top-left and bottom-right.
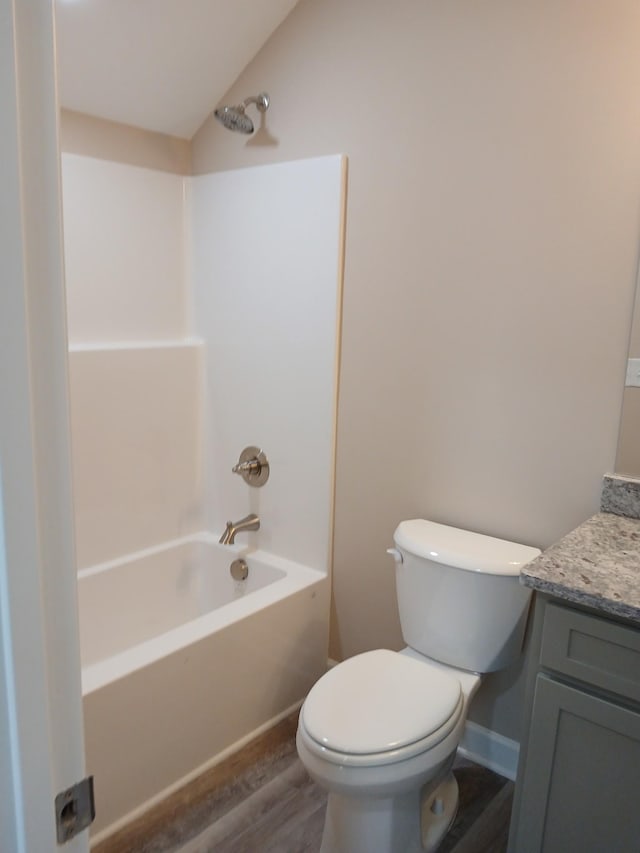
[{"x1": 394, "y1": 519, "x2": 541, "y2": 576}]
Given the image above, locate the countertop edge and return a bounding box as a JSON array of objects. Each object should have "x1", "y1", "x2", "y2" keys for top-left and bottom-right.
[
  {"x1": 519, "y1": 508, "x2": 640, "y2": 624},
  {"x1": 521, "y1": 571, "x2": 640, "y2": 623}
]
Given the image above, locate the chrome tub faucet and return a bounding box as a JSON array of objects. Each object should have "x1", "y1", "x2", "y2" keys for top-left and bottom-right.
[{"x1": 219, "y1": 513, "x2": 260, "y2": 545}]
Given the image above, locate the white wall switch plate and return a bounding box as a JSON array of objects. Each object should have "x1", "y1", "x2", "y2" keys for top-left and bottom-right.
[{"x1": 626, "y1": 358, "x2": 640, "y2": 387}]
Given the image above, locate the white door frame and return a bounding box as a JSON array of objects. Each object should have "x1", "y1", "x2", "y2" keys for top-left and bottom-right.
[{"x1": 0, "y1": 1, "x2": 87, "y2": 851}]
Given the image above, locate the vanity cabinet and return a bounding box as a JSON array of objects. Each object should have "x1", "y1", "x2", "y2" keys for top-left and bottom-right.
[{"x1": 508, "y1": 595, "x2": 640, "y2": 853}]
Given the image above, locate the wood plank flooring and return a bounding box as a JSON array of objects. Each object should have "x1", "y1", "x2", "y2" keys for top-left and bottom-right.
[{"x1": 93, "y1": 712, "x2": 513, "y2": 853}]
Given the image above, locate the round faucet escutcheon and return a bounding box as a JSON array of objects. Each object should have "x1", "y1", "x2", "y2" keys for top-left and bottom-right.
[{"x1": 232, "y1": 446, "x2": 270, "y2": 487}]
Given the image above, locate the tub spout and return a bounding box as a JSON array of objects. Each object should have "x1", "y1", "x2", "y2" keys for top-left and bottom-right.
[{"x1": 219, "y1": 513, "x2": 260, "y2": 545}]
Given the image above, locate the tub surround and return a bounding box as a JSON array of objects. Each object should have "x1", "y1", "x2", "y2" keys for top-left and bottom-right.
[
  {"x1": 61, "y1": 154, "x2": 188, "y2": 343},
  {"x1": 68, "y1": 343, "x2": 204, "y2": 569},
  {"x1": 60, "y1": 152, "x2": 345, "y2": 842},
  {"x1": 63, "y1": 151, "x2": 345, "y2": 574},
  {"x1": 520, "y1": 475, "x2": 640, "y2": 623},
  {"x1": 190, "y1": 155, "x2": 346, "y2": 572}
]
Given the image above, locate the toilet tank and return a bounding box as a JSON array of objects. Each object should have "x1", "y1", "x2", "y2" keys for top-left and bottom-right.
[{"x1": 392, "y1": 519, "x2": 541, "y2": 673}]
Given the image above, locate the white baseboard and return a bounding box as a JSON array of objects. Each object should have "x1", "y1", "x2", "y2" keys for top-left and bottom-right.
[{"x1": 457, "y1": 720, "x2": 520, "y2": 781}]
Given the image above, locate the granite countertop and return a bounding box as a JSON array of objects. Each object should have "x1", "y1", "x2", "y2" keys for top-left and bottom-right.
[{"x1": 521, "y1": 511, "x2": 640, "y2": 623}]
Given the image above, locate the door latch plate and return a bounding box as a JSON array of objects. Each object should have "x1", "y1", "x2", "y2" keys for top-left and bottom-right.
[{"x1": 55, "y1": 776, "x2": 95, "y2": 844}]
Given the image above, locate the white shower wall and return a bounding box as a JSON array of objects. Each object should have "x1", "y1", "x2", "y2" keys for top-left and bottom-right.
[
  {"x1": 189, "y1": 157, "x2": 345, "y2": 572},
  {"x1": 61, "y1": 153, "x2": 345, "y2": 573},
  {"x1": 61, "y1": 154, "x2": 188, "y2": 343},
  {"x1": 68, "y1": 344, "x2": 204, "y2": 569}
]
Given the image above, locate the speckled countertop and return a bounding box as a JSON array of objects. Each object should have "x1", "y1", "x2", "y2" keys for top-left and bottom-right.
[{"x1": 521, "y1": 509, "x2": 640, "y2": 624}]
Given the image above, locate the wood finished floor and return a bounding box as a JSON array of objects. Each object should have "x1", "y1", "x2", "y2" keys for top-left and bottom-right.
[{"x1": 94, "y1": 713, "x2": 513, "y2": 853}]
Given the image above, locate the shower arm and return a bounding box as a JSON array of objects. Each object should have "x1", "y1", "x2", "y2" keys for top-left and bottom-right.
[{"x1": 242, "y1": 93, "x2": 269, "y2": 113}]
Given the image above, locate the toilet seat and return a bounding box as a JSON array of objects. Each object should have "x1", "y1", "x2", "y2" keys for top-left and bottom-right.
[{"x1": 300, "y1": 649, "x2": 463, "y2": 766}]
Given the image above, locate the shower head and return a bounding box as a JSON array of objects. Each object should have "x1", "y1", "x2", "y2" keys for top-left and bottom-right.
[{"x1": 214, "y1": 92, "x2": 270, "y2": 134}]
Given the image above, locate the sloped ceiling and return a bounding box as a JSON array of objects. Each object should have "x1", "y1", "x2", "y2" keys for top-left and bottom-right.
[{"x1": 54, "y1": 0, "x2": 301, "y2": 139}]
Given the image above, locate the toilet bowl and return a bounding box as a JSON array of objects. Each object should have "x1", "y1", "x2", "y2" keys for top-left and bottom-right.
[
  {"x1": 297, "y1": 648, "x2": 480, "y2": 853},
  {"x1": 297, "y1": 519, "x2": 540, "y2": 853}
]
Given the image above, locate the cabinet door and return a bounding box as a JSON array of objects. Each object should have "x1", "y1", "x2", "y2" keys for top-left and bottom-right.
[{"x1": 513, "y1": 674, "x2": 640, "y2": 853}]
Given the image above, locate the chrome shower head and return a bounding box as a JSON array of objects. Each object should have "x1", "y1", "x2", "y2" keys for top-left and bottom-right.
[
  {"x1": 214, "y1": 92, "x2": 270, "y2": 134},
  {"x1": 214, "y1": 104, "x2": 254, "y2": 133}
]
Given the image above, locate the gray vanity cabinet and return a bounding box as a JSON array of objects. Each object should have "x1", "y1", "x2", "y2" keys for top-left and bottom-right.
[{"x1": 508, "y1": 596, "x2": 640, "y2": 853}]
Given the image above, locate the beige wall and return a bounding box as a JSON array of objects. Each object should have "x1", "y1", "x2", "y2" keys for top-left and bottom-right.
[
  {"x1": 616, "y1": 389, "x2": 640, "y2": 477},
  {"x1": 616, "y1": 282, "x2": 640, "y2": 476},
  {"x1": 60, "y1": 109, "x2": 191, "y2": 174},
  {"x1": 192, "y1": 0, "x2": 640, "y2": 739},
  {"x1": 629, "y1": 282, "x2": 640, "y2": 359}
]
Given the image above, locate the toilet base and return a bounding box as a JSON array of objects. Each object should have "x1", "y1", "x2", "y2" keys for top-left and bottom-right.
[
  {"x1": 421, "y1": 771, "x2": 459, "y2": 852},
  {"x1": 318, "y1": 768, "x2": 459, "y2": 853}
]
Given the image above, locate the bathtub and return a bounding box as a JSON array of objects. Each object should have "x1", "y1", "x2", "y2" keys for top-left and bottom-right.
[{"x1": 78, "y1": 533, "x2": 329, "y2": 841}]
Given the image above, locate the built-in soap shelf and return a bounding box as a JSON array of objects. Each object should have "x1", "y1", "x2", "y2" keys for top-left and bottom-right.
[{"x1": 68, "y1": 337, "x2": 204, "y2": 353}]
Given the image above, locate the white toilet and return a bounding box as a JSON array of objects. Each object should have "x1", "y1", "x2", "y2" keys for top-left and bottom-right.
[{"x1": 296, "y1": 519, "x2": 540, "y2": 853}]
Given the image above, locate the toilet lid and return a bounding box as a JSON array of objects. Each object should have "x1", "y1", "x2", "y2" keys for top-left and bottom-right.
[{"x1": 301, "y1": 650, "x2": 462, "y2": 755}]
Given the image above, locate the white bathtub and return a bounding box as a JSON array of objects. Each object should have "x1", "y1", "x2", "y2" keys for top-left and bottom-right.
[{"x1": 79, "y1": 533, "x2": 329, "y2": 841}]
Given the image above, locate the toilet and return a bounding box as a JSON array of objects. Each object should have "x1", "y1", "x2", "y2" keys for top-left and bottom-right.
[{"x1": 296, "y1": 519, "x2": 540, "y2": 853}]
